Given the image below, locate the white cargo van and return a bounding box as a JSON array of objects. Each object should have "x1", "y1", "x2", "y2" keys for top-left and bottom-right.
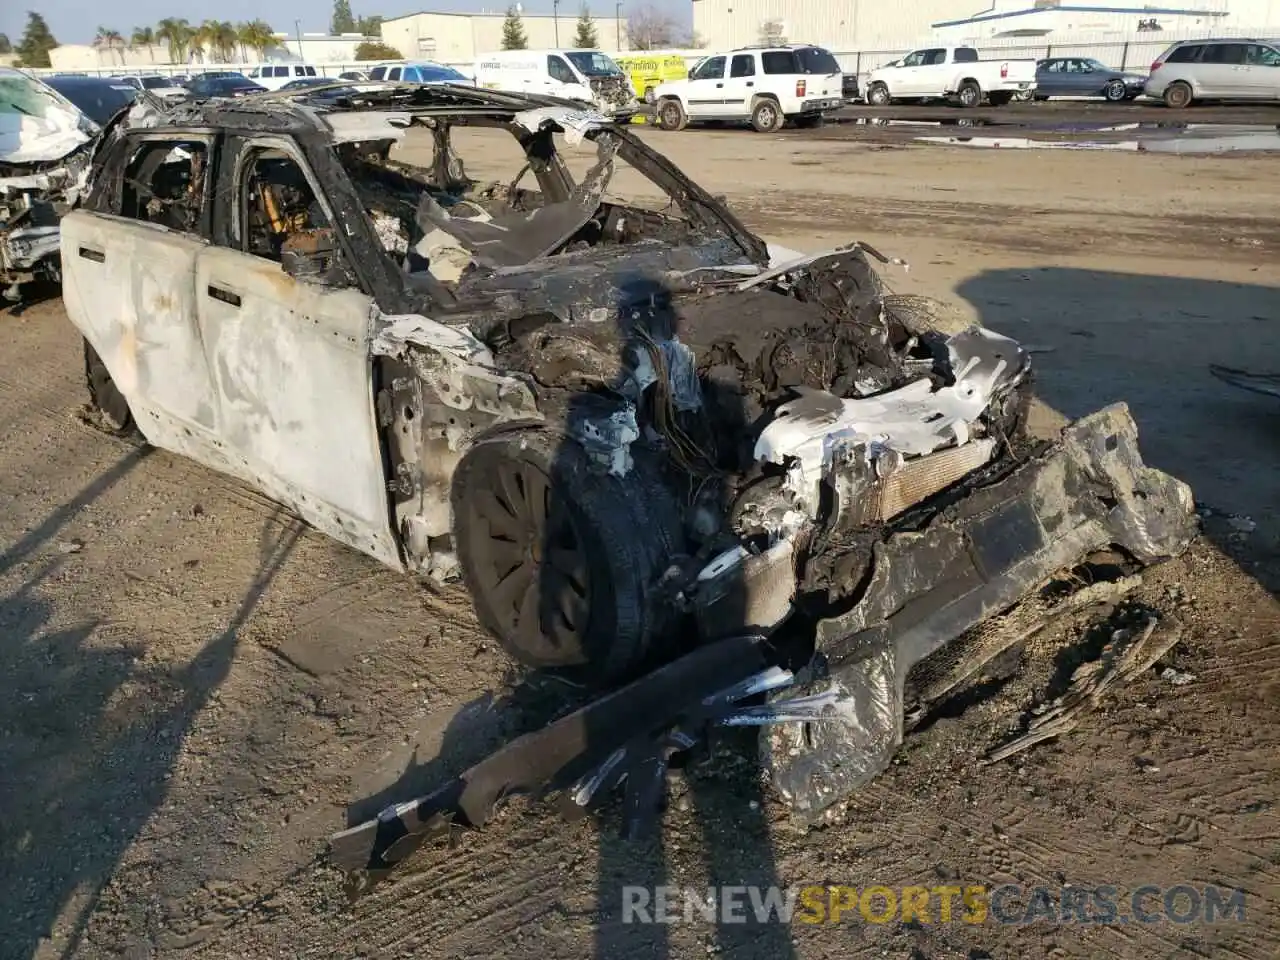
[
  {"x1": 246, "y1": 63, "x2": 321, "y2": 91},
  {"x1": 473, "y1": 49, "x2": 639, "y2": 119}
]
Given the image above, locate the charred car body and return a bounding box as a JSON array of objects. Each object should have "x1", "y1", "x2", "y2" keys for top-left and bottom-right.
[{"x1": 59, "y1": 83, "x2": 1196, "y2": 879}]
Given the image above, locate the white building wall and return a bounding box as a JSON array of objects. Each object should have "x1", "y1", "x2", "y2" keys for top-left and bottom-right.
[
  {"x1": 382, "y1": 13, "x2": 631, "y2": 62},
  {"x1": 692, "y1": 0, "x2": 1280, "y2": 55},
  {"x1": 691, "y1": 0, "x2": 997, "y2": 53}
]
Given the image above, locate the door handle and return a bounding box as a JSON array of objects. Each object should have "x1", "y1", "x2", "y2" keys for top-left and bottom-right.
[
  {"x1": 207, "y1": 284, "x2": 241, "y2": 308},
  {"x1": 746, "y1": 81, "x2": 754, "y2": 87},
  {"x1": 78, "y1": 246, "x2": 105, "y2": 263},
  {"x1": 715, "y1": 82, "x2": 723, "y2": 87}
]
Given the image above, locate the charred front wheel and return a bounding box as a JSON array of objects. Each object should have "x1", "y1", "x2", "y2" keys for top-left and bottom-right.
[
  {"x1": 84, "y1": 339, "x2": 136, "y2": 435},
  {"x1": 657, "y1": 98, "x2": 688, "y2": 131},
  {"x1": 451, "y1": 429, "x2": 680, "y2": 685},
  {"x1": 866, "y1": 83, "x2": 892, "y2": 107}
]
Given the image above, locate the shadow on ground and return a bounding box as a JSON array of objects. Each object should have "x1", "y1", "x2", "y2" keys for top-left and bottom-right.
[
  {"x1": 0, "y1": 446, "x2": 304, "y2": 958},
  {"x1": 344, "y1": 267, "x2": 795, "y2": 959},
  {"x1": 958, "y1": 267, "x2": 1280, "y2": 589}
]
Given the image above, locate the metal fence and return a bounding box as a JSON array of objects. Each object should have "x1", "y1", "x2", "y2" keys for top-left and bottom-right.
[{"x1": 18, "y1": 28, "x2": 1277, "y2": 80}]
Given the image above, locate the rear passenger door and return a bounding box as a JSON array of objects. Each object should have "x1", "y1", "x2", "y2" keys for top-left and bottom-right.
[
  {"x1": 194, "y1": 135, "x2": 401, "y2": 567},
  {"x1": 1197, "y1": 43, "x2": 1248, "y2": 97},
  {"x1": 60, "y1": 133, "x2": 224, "y2": 461},
  {"x1": 722, "y1": 53, "x2": 757, "y2": 115}
]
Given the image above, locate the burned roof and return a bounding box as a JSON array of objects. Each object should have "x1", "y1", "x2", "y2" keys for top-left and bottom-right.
[{"x1": 139, "y1": 82, "x2": 616, "y2": 139}]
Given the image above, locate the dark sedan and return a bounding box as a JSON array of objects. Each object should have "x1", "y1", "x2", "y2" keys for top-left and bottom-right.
[
  {"x1": 1034, "y1": 57, "x2": 1146, "y2": 101},
  {"x1": 185, "y1": 72, "x2": 266, "y2": 99},
  {"x1": 42, "y1": 74, "x2": 138, "y2": 126}
]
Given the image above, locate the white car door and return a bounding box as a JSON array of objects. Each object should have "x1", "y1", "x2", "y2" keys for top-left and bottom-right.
[
  {"x1": 60, "y1": 133, "x2": 225, "y2": 465},
  {"x1": 887, "y1": 50, "x2": 929, "y2": 96},
  {"x1": 721, "y1": 52, "x2": 758, "y2": 117},
  {"x1": 684, "y1": 54, "x2": 727, "y2": 118},
  {"x1": 193, "y1": 135, "x2": 402, "y2": 567}
]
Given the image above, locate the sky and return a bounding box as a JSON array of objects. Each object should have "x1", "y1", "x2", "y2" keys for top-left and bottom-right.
[{"x1": 2, "y1": 0, "x2": 690, "y2": 47}]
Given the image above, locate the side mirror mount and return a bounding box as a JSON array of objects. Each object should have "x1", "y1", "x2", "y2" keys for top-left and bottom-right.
[{"x1": 687, "y1": 68, "x2": 695, "y2": 79}]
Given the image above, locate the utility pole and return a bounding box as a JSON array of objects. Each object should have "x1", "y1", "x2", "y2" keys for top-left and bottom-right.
[
  {"x1": 294, "y1": 19, "x2": 303, "y2": 61},
  {"x1": 553, "y1": 0, "x2": 560, "y2": 46},
  {"x1": 616, "y1": 2, "x2": 622, "y2": 50}
]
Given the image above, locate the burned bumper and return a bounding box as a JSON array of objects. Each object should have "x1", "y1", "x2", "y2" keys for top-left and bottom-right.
[
  {"x1": 329, "y1": 404, "x2": 1193, "y2": 887},
  {"x1": 762, "y1": 401, "x2": 1195, "y2": 818}
]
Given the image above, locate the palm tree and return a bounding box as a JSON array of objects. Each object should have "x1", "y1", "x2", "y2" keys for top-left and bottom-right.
[
  {"x1": 156, "y1": 17, "x2": 194, "y2": 64},
  {"x1": 193, "y1": 20, "x2": 217, "y2": 63},
  {"x1": 213, "y1": 21, "x2": 238, "y2": 62},
  {"x1": 237, "y1": 20, "x2": 275, "y2": 61},
  {"x1": 130, "y1": 26, "x2": 155, "y2": 61},
  {"x1": 94, "y1": 26, "x2": 125, "y2": 65}
]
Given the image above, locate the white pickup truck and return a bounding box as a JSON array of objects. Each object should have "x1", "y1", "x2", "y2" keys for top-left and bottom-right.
[{"x1": 864, "y1": 46, "x2": 1037, "y2": 107}]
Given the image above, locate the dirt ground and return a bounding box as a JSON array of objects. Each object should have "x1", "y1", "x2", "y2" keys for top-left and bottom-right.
[{"x1": 1, "y1": 127, "x2": 1278, "y2": 960}]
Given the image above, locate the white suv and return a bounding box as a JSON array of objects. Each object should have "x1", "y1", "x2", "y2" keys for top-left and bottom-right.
[{"x1": 653, "y1": 45, "x2": 844, "y2": 132}]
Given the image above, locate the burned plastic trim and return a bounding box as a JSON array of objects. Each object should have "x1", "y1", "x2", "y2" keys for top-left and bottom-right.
[{"x1": 763, "y1": 402, "x2": 1196, "y2": 819}]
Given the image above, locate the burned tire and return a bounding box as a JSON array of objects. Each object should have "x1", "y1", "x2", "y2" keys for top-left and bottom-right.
[
  {"x1": 656, "y1": 98, "x2": 688, "y2": 131},
  {"x1": 451, "y1": 428, "x2": 682, "y2": 685},
  {"x1": 750, "y1": 98, "x2": 783, "y2": 133},
  {"x1": 866, "y1": 82, "x2": 892, "y2": 107},
  {"x1": 84, "y1": 339, "x2": 137, "y2": 436},
  {"x1": 1163, "y1": 81, "x2": 1193, "y2": 109},
  {"x1": 957, "y1": 80, "x2": 982, "y2": 108}
]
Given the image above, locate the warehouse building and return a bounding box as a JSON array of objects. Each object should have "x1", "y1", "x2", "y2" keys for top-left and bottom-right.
[
  {"x1": 690, "y1": 0, "x2": 1280, "y2": 54},
  {"x1": 381, "y1": 9, "x2": 632, "y2": 63}
]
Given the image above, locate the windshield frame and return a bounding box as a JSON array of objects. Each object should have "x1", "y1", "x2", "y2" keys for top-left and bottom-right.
[{"x1": 565, "y1": 51, "x2": 625, "y2": 78}]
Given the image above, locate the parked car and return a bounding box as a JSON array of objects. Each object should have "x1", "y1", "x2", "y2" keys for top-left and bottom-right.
[
  {"x1": 246, "y1": 63, "x2": 321, "y2": 91},
  {"x1": 42, "y1": 74, "x2": 139, "y2": 126},
  {"x1": 339, "y1": 70, "x2": 371, "y2": 81},
  {"x1": 112, "y1": 73, "x2": 190, "y2": 104},
  {"x1": 864, "y1": 46, "x2": 1037, "y2": 107},
  {"x1": 1033, "y1": 57, "x2": 1146, "y2": 101},
  {"x1": 473, "y1": 49, "x2": 637, "y2": 119},
  {"x1": 1145, "y1": 37, "x2": 1280, "y2": 107},
  {"x1": 185, "y1": 72, "x2": 267, "y2": 99},
  {"x1": 652, "y1": 44, "x2": 844, "y2": 132},
  {"x1": 368, "y1": 61, "x2": 475, "y2": 86}
]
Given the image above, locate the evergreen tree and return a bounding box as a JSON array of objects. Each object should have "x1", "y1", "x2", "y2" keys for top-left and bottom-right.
[
  {"x1": 501, "y1": 6, "x2": 527, "y2": 50},
  {"x1": 0, "y1": 34, "x2": 12, "y2": 55},
  {"x1": 330, "y1": 0, "x2": 357, "y2": 34},
  {"x1": 573, "y1": 6, "x2": 598, "y2": 48},
  {"x1": 16, "y1": 12, "x2": 58, "y2": 68}
]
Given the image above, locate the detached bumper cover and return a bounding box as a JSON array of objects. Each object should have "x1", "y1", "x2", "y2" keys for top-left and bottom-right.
[
  {"x1": 330, "y1": 403, "x2": 1194, "y2": 887},
  {"x1": 762, "y1": 402, "x2": 1196, "y2": 818}
]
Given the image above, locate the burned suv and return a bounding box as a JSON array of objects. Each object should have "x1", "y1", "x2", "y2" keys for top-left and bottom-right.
[{"x1": 63, "y1": 84, "x2": 1194, "y2": 835}]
